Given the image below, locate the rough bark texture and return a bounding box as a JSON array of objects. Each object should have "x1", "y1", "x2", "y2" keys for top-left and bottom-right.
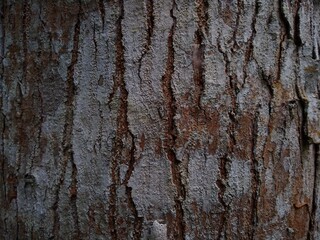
[{"x1": 1, "y1": 0, "x2": 320, "y2": 239}]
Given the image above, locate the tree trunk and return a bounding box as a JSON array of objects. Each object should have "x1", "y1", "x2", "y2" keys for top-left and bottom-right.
[{"x1": 1, "y1": 0, "x2": 320, "y2": 239}]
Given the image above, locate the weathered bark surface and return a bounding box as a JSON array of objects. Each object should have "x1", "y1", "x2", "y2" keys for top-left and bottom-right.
[{"x1": 1, "y1": 0, "x2": 320, "y2": 239}]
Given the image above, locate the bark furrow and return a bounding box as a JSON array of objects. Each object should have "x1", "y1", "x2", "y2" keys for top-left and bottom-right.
[{"x1": 161, "y1": 1, "x2": 186, "y2": 239}]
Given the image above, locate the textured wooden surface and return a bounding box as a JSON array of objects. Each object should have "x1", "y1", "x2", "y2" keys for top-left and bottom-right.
[{"x1": 1, "y1": 0, "x2": 320, "y2": 239}]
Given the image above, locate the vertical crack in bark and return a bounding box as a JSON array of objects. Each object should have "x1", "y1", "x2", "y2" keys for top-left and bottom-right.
[
  {"x1": 138, "y1": 0, "x2": 154, "y2": 85},
  {"x1": 195, "y1": 0, "x2": 209, "y2": 35},
  {"x1": 33, "y1": 84, "x2": 44, "y2": 173},
  {"x1": 232, "y1": 0, "x2": 243, "y2": 49},
  {"x1": 145, "y1": 0, "x2": 154, "y2": 50},
  {"x1": 0, "y1": 115, "x2": 5, "y2": 203},
  {"x1": 297, "y1": 95, "x2": 309, "y2": 156},
  {"x1": 193, "y1": 0, "x2": 208, "y2": 110},
  {"x1": 123, "y1": 132, "x2": 143, "y2": 240},
  {"x1": 15, "y1": 83, "x2": 23, "y2": 174},
  {"x1": 126, "y1": 185, "x2": 143, "y2": 240},
  {"x1": 161, "y1": 1, "x2": 185, "y2": 239},
  {"x1": 15, "y1": 0, "x2": 30, "y2": 175},
  {"x1": 250, "y1": 112, "x2": 260, "y2": 239},
  {"x1": 16, "y1": 203, "x2": 19, "y2": 237},
  {"x1": 231, "y1": 0, "x2": 244, "y2": 52},
  {"x1": 294, "y1": 49, "x2": 309, "y2": 152},
  {"x1": 52, "y1": 3, "x2": 81, "y2": 237},
  {"x1": 243, "y1": 0, "x2": 258, "y2": 86},
  {"x1": 308, "y1": 144, "x2": 319, "y2": 239},
  {"x1": 217, "y1": 33, "x2": 238, "y2": 238},
  {"x1": 22, "y1": 0, "x2": 29, "y2": 87},
  {"x1": 95, "y1": 101, "x2": 103, "y2": 154},
  {"x1": 278, "y1": 0, "x2": 291, "y2": 39},
  {"x1": 108, "y1": 2, "x2": 124, "y2": 238},
  {"x1": 108, "y1": 1, "x2": 143, "y2": 238},
  {"x1": 192, "y1": 30, "x2": 205, "y2": 110},
  {"x1": 30, "y1": 9, "x2": 45, "y2": 172},
  {"x1": 122, "y1": 133, "x2": 136, "y2": 185},
  {"x1": 218, "y1": 37, "x2": 237, "y2": 150},
  {"x1": 93, "y1": 23, "x2": 98, "y2": 60},
  {"x1": 107, "y1": 78, "x2": 117, "y2": 111},
  {"x1": 276, "y1": 0, "x2": 291, "y2": 83},
  {"x1": 0, "y1": 1, "x2": 6, "y2": 232},
  {"x1": 312, "y1": 1, "x2": 320, "y2": 61},
  {"x1": 245, "y1": 3, "x2": 261, "y2": 237},
  {"x1": 98, "y1": 0, "x2": 105, "y2": 29},
  {"x1": 216, "y1": 154, "x2": 229, "y2": 238},
  {"x1": 66, "y1": 6, "x2": 81, "y2": 238},
  {"x1": 293, "y1": 0, "x2": 302, "y2": 47},
  {"x1": 260, "y1": 69, "x2": 273, "y2": 101}
]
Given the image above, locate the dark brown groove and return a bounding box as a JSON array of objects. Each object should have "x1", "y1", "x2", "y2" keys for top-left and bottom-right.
[
  {"x1": 192, "y1": 30, "x2": 205, "y2": 110},
  {"x1": 294, "y1": 49, "x2": 309, "y2": 147},
  {"x1": 308, "y1": 144, "x2": 319, "y2": 240},
  {"x1": 16, "y1": 0, "x2": 30, "y2": 175},
  {"x1": 93, "y1": 23, "x2": 98, "y2": 59},
  {"x1": 98, "y1": 0, "x2": 105, "y2": 29},
  {"x1": 312, "y1": 2, "x2": 320, "y2": 60},
  {"x1": 108, "y1": 1, "x2": 142, "y2": 238},
  {"x1": 296, "y1": 96, "x2": 309, "y2": 156},
  {"x1": 126, "y1": 186, "x2": 143, "y2": 240},
  {"x1": 232, "y1": 0, "x2": 243, "y2": 49},
  {"x1": 246, "y1": 4, "x2": 261, "y2": 237},
  {"x1": 22, "y1": 0, "x2": 29, "y2": 87},
  {"x1": 0, "y1": 0, "x2": 4, "y2": 63},
  {"x1": 109, "y1": 3, "x2": 125, "y2": 238},
  {"x1": 161, "y1": 1, "x2": 185, "y2": 239},
  {"x1": 33, "y1": 85, "x2": 44, "y2": 172},
  {"x1": 0, "y1": 1, "x2": 6, "y2": 236},
  {"x1": 217, "y1": 35, "x2": 237, "y2": 150},
  {"x1": 195, "y1": 0, "x2": 209, "y2": 34},
  {"x1": 275, "y1": 0, "x2": 288, "y2": 84},
  {"x1": 0, "y1": 112, "x2": 5, "y2": 203},
  {"x1": 0, "y1": 1, "x2": 6, "y2": 171},
  {"x1": 122, "y1": 132, "x2": 136, "y2": 185},
  {"x1": 52, "y1": 3, "x2": 81, "y2": 237},
  {"x1": 243, "y1": 0, "x2": 258, "y2": 84},
  {"x1": 278, "y1": 0, "x2": 291, "y2": 39},
  {"x1": 145, "y1": 0, "x2": 154, "y2": 49},
  {"x1": 123, "y1": 132, "x2": 144, "y2": 239},
  {"x1": 15, "y1": 82, "x2": 23, "y2": 175},
  {"x1": 293, "y1": 0, "x2": 302, "y2": 46},
  {"x1": 217, "y1": 33, "x2": 236, "y2": 239},
  {"x1": 66, "y1": 4, "x2": 81, "y2": 237},
  {"x1": 216, "y1": 154, "x2": 228, "y2": 239},
  {"x1": 250, "y1": 112, "x2": 260, "y2": 240},
  {"x1": 260, "y1": 69, "x2": 273, "y2": 100},
  {"x1": 138, "y1": 0, "x2": 154, "y2": 85},
  {"x1": 106, "y1": 77, "x2": 117, "y2": 110},
  {"x1": 95, "y1": 101, "x2": 103, "y2": 154}
]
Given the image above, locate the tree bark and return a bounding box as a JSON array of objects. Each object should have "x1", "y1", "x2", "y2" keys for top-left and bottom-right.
[{"x1": 1, "y1": 0, "x2": 320, "y2": 239}]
